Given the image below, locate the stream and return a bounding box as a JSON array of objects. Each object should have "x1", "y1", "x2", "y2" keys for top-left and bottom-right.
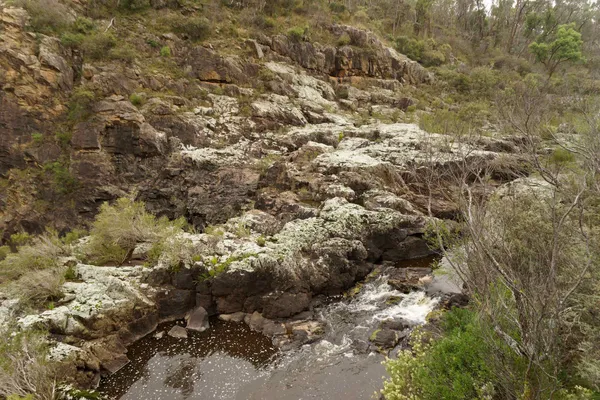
[{"x1": 100, "y1": 274, "x2": 438, "y2": 400}]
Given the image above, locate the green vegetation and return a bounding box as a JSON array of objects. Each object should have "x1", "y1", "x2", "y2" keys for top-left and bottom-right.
[
  {"x1": 129, "y1": 93, "x2": 144, "y2": 106},
  {"x1": 159, "y1": 46, "x2": 171, "y2": 57},
  {"x1": 82, "y1": 198, "x2": 189, "y2": 266}
]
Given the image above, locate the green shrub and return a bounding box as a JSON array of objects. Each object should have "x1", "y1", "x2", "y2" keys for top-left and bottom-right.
[
  {"x1": 551, "y1": 147, "x2": 576, "y2": 165},
  {"x1": 395, "y1": 36, "x2": 425, "y2": 61},
  {"x1": 167, "y1": 15, "x2": 211, "y2": 42},
  {"x1": 337, "y1": 33, "x2": 351, "y2": 46},
  {"x1": 146, "y1": 39, "x2": 161, "y2": 48},
  {"x1": 287, "y1": 26, "x2": 306, "y2": 42},
  {"x1": 83, "y1": 198, "x2": 188, "y2": 265},
  {"x1": 160, "y1": 46, "x2": 171, "y2": 57},
  {"x1": 54, "y1": 131, "x2": 72, "y2": 147},
  {"x1": 43, "y1": 161, "x2": 78, "y2": 194},
  {"x1": 10, "y1": 232, "x2": 33, "y2": 247},
  {"x1": 0, "y1": 230, "x2": 66, "y2": 283},
  {"x1": 30, "y1": 132, "x2": 44, "y2": 143},
  {"x1": 61, "y1": 229, "x2": 86, "y2": 246},
  {"x1": 329, "y1": 2, "x2": 346, "y2": 13},
  {"x1": 63, "y1": 265, "x2": 77, "y2": 281},
  {"x1": 81, "y1": 32, "x2": 117, "y2": 61},
  {"x1": 421, "y1": 49, "x2": 445, "y2": 67},
  {"x1": 68, "y1": 87, "x2": 96, "y2": 121},
  {"x1": 382, "y1": 308, "x2": 496, "y2": 400},
  {"x1": 12, "y1": 268, "x2": 65, "y2": 306},
  {"x1": 14, "y1": 0, "x2": 70, "y2": 34},
  {"x1": 109, "y1": 45, "x2": 137, "y2": 62},
  {"x1": 129, "y1": 93, "x2": 144, "y2": 106},
  {"x1": 0, "y1": 246, "x2": 10, "y2": 261},
  {"x1": 119, "y1": 0, "x2": 150, "y2": 11}
]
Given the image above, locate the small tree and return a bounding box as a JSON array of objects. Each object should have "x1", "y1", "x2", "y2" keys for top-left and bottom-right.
[{"x1": 529, "y1": 23, "x2": 584, "y2": 80}]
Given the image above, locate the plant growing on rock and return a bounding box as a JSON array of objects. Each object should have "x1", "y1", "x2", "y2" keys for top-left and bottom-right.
[{"x1": 82, "y1": 198, "x2": 189, "y2": 265}]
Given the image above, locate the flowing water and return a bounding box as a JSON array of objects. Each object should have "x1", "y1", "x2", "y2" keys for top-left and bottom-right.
[{"x1": 100, "y1": 275, "x2": 438, "y2": 400}]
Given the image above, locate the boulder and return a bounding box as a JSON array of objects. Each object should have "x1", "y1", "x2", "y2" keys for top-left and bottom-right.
[
  {"x1": 167, "y1": 325, "x2": 188, "y2": 339},
  {"x1": 185, "y1": 307, "x2": 210, "y2": 332}
]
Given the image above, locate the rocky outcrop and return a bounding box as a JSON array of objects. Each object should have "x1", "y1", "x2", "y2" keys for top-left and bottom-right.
[{"x1": 260, "y1": 25, "x2": 432, "y2": 84}]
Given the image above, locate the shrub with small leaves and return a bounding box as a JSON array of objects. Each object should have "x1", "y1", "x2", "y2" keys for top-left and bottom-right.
[{"x1": 160, "y1": 46, "x2": 171, "y2": 57}]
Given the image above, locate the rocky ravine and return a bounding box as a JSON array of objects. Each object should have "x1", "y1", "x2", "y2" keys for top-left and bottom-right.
[{"x1": 0, "y1": 2, "x2": 528, "y2": 391}]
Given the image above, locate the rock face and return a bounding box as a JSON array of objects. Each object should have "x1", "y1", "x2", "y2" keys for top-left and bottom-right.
[{"x1": 263, "y1": 25, "x2": 432, "y2": 84}]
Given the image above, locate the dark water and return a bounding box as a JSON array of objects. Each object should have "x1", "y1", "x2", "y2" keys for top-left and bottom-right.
[
  {"x1": 100, "y1": 319, "x2": 278, "y2": 400},
  {"x1": 100, "y1": 274, "x2": 438, "y2": 400}
]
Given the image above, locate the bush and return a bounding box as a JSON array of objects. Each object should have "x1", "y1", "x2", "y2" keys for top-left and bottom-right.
[
  {"x1": 109, "y1": 45, "x2": 137, "y2": 62},
  {"x1": 287, "y1": 26, "x2": 306, "y2": 42},
  {"x1": 395, "y1": 36, "x2": 425, "y2": 61},
  {"x1": 81, "y1": 32, "x2": 117, "y2": 61},
  {"x1": 0, "y1": 230, "x2": 66, "y2": 283},
  {"x1": 421, "y1": 49, "x2": 446, "y2": 67},
  {"x1": 30, "y1": 132, "x2": 44, "y2": 143},
  {"x1": 43, "y1": 161, "x2": 78, "y2": 194},
  {"x1": 382, "y1": 308, "x2": 497, "y2": 400},
  {"x1": 68, "y1": 87, "x2": 96, "y2": 121},
  {"x1": 166, "y1": 15, "x2": 211, "y2": 42},
  {"x1": 12, "y1": 268, "x2": 65, "y2": 307},
  {"x1": 129, "y1": 93, "x2": 144, "y2": 106},
  {"x1": 337, "y1": 33, "x2": 351, "y2": 46},
  {"x1": 82, "y1": 198, "x2": 188, "y2": 265},
  {"x1": 54, "y1": 131, "x2": 72, "y2": 147},
  {"x1": 329, "y1": 2, "x2": 346, "y2": 13},
  {"x1": 0, "y1": 329, "x2": 57, "y2": 400},
  {"x1": 160, "y1": 46, "x2": 171, "y2": 57},
  {"x1": 550, "y1": 147, "x2": 576, "y2": 165},
  {"x1": 14, "y1": 0, "x2": 70, "y2": 34}
]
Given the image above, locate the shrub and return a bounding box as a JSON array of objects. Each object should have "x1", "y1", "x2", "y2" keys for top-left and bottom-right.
[
  {"x1": 421, "y1": 49, "x2": 445, "y2": 67},
  {"x1": 550, "y1": 147, "x2": 576, "y2": 165},
  {"x1": 337, "y1": 33, "x2": 351, "y2": 46},
  {"x1": 395, "y1": 36, "x2": 425, "y2": 61},
  {"x1": 81, "y1": 32, "x2": 117, "y2": 61},
  {"x1": 109, "y1": 45, "x2": 137, "y2": 62},
  {"x1": 129, "y1": 93, "x2": 144, "y2": 106},
  {"x1": 382, "y1": 308, "x2": 497, "y2": 400},
  {"x1": 54, "y1": 131, "x2": 72, "y2": 147},
  {"x1": 0, "y1": 329, "x2": 57, "y2": 400},
  {"x1": 82, "y1": 198, "x2": 188, "y2": 265},
  {"x1": 10, "y1": 232, "x2": 33, "y2": 247},
  {"x1": 43, "y1": 161, "x2": 78, "y2": 194},
  {"x1": 160, "y1": 46, "x2": 171, "y2": 57},
  {"x1": 68, "y1": 87, "x2": 96, "y2": 121},
  {"x1": 0, "y1": 246, "x2": 9, "y2": 261},
  {"x1": 167, "y1": 15, "x2": 211, "y2": 42},
  {"x1": 30, "y1": 132, "x2": 44, "y2": 143},
  {"x1": 329, "y1": 2, "x2": 346, "y2": 13},
  {"x1": 14, "y1": 0, "x2": 70, "y2": 34},
  {"x1": 11, "y1": 268, "x2": 65, "y2": 307},
  {"x1": 119, "y1": 0, "x2": 150, "y2": 11},
  {"x1": 0, "y1": 230, "x2": 66, "y2": 283},
  {"x1": 287, "y1": 26, "x2": 306, "y2": 42}
]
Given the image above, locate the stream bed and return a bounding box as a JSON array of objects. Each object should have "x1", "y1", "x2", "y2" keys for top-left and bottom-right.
[{"x1": 100, "y1": 274, "x2": 438, "y2": 400}]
